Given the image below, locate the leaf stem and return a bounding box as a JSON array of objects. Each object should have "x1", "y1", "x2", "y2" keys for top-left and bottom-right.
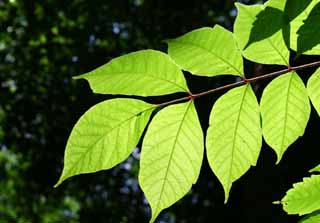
[{"x1": 156, "y1": 60, "x2": 320, "y2": 107}]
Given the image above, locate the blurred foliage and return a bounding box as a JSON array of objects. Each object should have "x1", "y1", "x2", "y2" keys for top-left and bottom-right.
[{"x1": 1, "y1": 0, "x2": 320, "y2": 222}]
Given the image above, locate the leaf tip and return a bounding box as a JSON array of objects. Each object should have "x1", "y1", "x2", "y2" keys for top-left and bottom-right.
[
  {"x1": 272, "y1": 200, "x2": 281, "y2": 205},
  {"x1": 72, "y1": 74, "x2": 85, "y2": 80},
  {"x1": 54, "y1": 171, "x2": 69, "y2": 188},
  {"x1": 275, "y1": 153, "x2": 284, "y2": 165},
  {"x1": 234, "y1": 2, "x2": 245, "y2": 10},
  {"x1": 223, "y1": 187, "x2": 231, "y2": 204},
  {"x1": 150, "y1": 210, "x2": 160, "y2": 223},
  {"x1": 53, "y1": 178, "x2": 63, "y2": 188}
]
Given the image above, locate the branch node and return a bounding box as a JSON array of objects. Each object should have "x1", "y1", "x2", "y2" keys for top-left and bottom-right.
[
  {"x1": 188, "y1": 92, "x2": 195, "y2": 101},
  {"x1": 242, "y1": 77, "x2": 250, "y2": 84}
]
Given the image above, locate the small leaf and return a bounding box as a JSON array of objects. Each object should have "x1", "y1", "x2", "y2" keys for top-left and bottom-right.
[
  {"x1": 260, "y1": 72, "x2": 311, "y2": 163},
  {"x1": 75, "y1": 50, "x2": 189, "y2": 96},
  {"x1": 307, "y1": 68, "x2": 320, "y2": 116},
  {"x1": 297, "y1": 2, "x2": 320, "y2": 55},
  {"x1": 234, "y1": 2, "x2": 290, "y2": 65},
  {"x1": 310, "y1": 164, "x2": 320, "y2": 173},
  {"x1": 290, "y1": 0, "x2": 320, "y2": 55},
  {"x1": 55, "y1": 99, "x2": 155, "y2": 187},
  {"x1": 206, "y1": 84, "x2": 262, "y2": 203},
  {"x1": 299, "y1": 211, "x2": 320, "y2": 223},
  {"x1": 139, "y1": 101, "x2": 204, "y2": 222},
  {"x1": 166, "y1": 25, "x2": 244, "y2": 77},
  {"x1": 282, "y1": 175, "x2": 320, "y2": 215}
]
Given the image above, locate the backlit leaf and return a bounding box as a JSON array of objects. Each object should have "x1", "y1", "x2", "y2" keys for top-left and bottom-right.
[
  {"x1": 307, "y1": 68, "x2": 320, "y2": 116},
  {"x1": 282, "y1": 175, "x2": 320, "y2": 215},
  {"x1": 296, "y1": 2, "x2": 320, "y2": 55},
  {"x1": 310, "y1": 164, "x2": 320, "y2": 173},
  {"x1": 75, "y1": 50, "x2": 189, "y2": 96},
  {"x1": 290, "y1": 0, "x2": 320, "y2": 55},
  {"x1": 234, "y1": 2, "x2": 289, "y2": 65},
  {"x1": 299, "y1": 211, "x2": 320, "y2": 223},
  {"x1": 139, "y1": 101, "x2": 204, "y2": 222},
  {"x1": 167, "y1": 25, "x2": 244, "y2": 77},
  {"x1": 260, "y1": 72, "x2": 310, "y2": 163},
  {"x1": 55, "y1": 99, "x2": 155, "y2": 187},
  {"x1": 206, "y1": 84, "x2": 262, "y2": 203},
  {"x1": 284, "y1": 0, "x2": 313, "y2": 22}
]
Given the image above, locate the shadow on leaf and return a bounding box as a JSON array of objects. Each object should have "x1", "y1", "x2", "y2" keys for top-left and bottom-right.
[
  {"x1": 297, "y1": 2, "x2": 320, "y2": 55},
  {"x1": 244, "y1": 7, "x2": 284, "y2": 49},
  {"x1": 284, "y1": 0, "x2": 313, "y2": 22}
]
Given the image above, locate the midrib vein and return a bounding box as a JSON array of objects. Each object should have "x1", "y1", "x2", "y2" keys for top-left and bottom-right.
[
  {"x1": 227, "y1": 84, "x2": 248, "y2": 198},
  {"x1": 154, "y1": 102, "x2": 192, "y2": 214},
  {"x1": 280, "y1": 73, "x2": 294, "y2": 160}
]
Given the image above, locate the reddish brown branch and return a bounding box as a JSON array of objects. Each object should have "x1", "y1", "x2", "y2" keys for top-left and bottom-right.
[{"x1": 156, "y1": 60, "x2": 320, "y2": 107}]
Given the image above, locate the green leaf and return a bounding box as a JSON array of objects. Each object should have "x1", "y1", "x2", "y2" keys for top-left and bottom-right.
[
  {"x1": 282, "y1": 175, "x2": 320, "y2": 215},
  {"x1": 234, "y1": 2, "x2": 289, "y2": 65},
  {"x1": 75, "y1": 50, "x2": 189, "y2": 96},
  {"x1": 244, "y1": 6, "x2": 284, "y2": 49},
  {"x1": 284, "y1": 0, "x2": 313, "y2": 22},
  {"x1": 55, "y1": 99, "x2": 155, "y2": 187},
  {"x1": 260, "y1": 72, "x2": 311, "y2": 163},
  {"x1": 307, "y1": 68, "x2": 320, "y2": 117},
  {"x1": 310, "y1": 164, "x2": 320, "y2": 173},
  {"x1": 296, "y1": 2, "x2": 320, "y2": 55},
  {"x1": 206, "y1": 84, "x2": 262, "y2": 203},
  {"x1": 299, "y1": 211, "x2": 320, "y2": 223},
  {"x1": 290, "y1": 0, "x2": 320, "y2": 55},
  {"x1": 139, "y1": 101, "x2": 204, "y2": 222},
  {"x1": 166, "y1": 25, "x2": 244, "y2": 77}
]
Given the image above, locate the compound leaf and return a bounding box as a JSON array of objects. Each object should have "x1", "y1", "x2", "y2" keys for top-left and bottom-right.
[
  {"x1": 167, "y1": 25, "x2": 244, "y2": 77},
  {"x1": 234, "y1": 2, "x2": 290, "y2": 65},
  {"x1": 139, "y1": 101, "x2": 204, "y2": 222},
  {"x1": 260, "y1": 72, "x2": 310, "y2": 163},
  {"x1": 307, "y1": 68, "x2": 320, "y2": 116},
  {"x1": 75, "y1": 50, "x2": 189, "y2": 96},
  {"x1": 55, "y1": 99, "x2": 155, "y2": 187},
  {"x1": 282, "y1": 175, "x2": 320, "y2": 215},
  {"x1": 206, "y1": 84, "x2": 262, "y2": 203}
]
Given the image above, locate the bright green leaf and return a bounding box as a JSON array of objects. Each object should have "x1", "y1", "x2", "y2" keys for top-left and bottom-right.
[
  {"x1": 290, "y1": 0, "x2": 320, "y2": 55},
  {"x1": 75, "y1": 50, "x2": 189, "y2": 96},
  {"x1": 139, "y1": 101, "x2": 204, "y2": 222},
  {"x1": 310, "y1": 164, "x2": 320, "y2": 173},
  {"x1": 307, "y1": 68, "x2": 320, "y2": 116},
  {"x1": 260, "y1": 72, "x2": 311, "y2": 163},
  {"x1": 206, "y1": 84, "x2": 262, "y2": 203},
  {"x1": 282, "y1": 175, "x2": 320, "y2": 215},
  {"x1": 166, "y1": 25, "x2": 244, "y2": 77},
  {"x1": 55, "y1": 99, "x2": 155, "y2": 187},
  {"x1": 299, "y1": 211, "x2": 320, "y2": 223},
  {"x1": 234, "y1": 2, "x2": 290, "y2": 65}
]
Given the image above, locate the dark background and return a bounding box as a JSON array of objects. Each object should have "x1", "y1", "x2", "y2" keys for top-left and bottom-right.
[{"x1": 1, "y1": 0, "x2": 320, "y2": 222}]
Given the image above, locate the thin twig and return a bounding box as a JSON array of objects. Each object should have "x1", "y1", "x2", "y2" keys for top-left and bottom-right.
[{"x1": 156, "y1": 60, "x2": 320, "y2": 107}]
